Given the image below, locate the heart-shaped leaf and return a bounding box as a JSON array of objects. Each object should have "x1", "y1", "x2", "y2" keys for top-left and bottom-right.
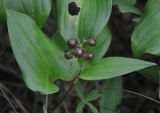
[
  {"x1": 56, "y1": 0, "x2": 112, "y2": 41},
  {"x1": 100, "y1": 77, "x2": 122, "y2": 113},
  {"x1": 0, "y1": 0, "x2": 51, "y2": 27},
  {"x1": 80, "y1": 57, "x2": 155, "y2": 80},
  {"x1": 7, "y1": 10, "x2": 80, "y2": 94},
  {"x1": 132, "y1": 0, "x2": 160, "y2": 57}
]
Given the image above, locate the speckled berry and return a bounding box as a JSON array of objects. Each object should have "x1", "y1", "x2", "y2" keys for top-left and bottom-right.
[
  {"x1": 87, "y1": 39, "x2": 96, "y2": 47},
  {"x1": 64, "y1": 51, "x2": 73, "y2": 60},
  {"x1": 67, "y1": 39, "x2": 78, "y2": 48},
  {"x1": 84, "y1": 52, "x2": 94, "y2": 61},
  {"x1": 74, "y1": 48, "x2": 83, "y2": 58}
]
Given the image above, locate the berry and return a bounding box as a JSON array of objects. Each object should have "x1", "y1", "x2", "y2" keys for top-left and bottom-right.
[
  {"x1": 87, "y1": 39, "x2": 96, "y2": 47},
  {"x1": 84, "y1": 52, "x2": 94, "y2": 61},
  {"x1": 67, "y1": 39, "x2": 78, "y2": 48},
  {"x1": 74, "y1": 48, "x2": 83, "y2": 58},
  {"x1": 64, "y1": 51, "x2": 73, "y2": 60}
]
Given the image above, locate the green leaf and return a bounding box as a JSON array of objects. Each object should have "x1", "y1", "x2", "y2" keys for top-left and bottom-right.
[
  {"x1": 113, "y1": 0, "x2": 141, "y2": 15},
  {"x1": 75, "y1": 81, "x2": 86, "y2": 100},
  {"x1": 113, "y1": 0, "x2": 137, "y2": 5},
  {"x1": 0, "y1": 0, "x2": 51, "y2": 27},
  {"x1": 132, "y1": 0, "x2": 160, "y2": 57},
  {"x1": 140, "y1": 66, "x2": 160, "y2": 84},
  {"x1": 85, "y1": 26, "x2": 112, "y2": 59},
  {"x1": 56, "y1": 0, "x2": 112, "y2": 41},
  {"x1": 80, "y1": 57, "x2": 156, "y2": 80},
  {"x1": 7, "y1": 10, "x2": 80, "y2": 94},
  {"x1": 100, "y1": 77, "x2": 122, "y2": 113},
  {"x1": 87, "y1": 103, "x2": 99, "y2": 113},
  {"x1": 76, "y1": 102, "x2": 85, "y2": 113},
  {"x1": 52, "y1": 108, "x2": 61, "y2": 113},
  {"x1": 86, "y1": 90, "x2": 101, "y2": 102},
  {"x1": 79, "y1": 26, "x2": 112, "y2": 68},
  {"x1": 0, "y1": 1, "x2": 6, "y2": 23},
  {"x1": 51, "y1": 32, "x2": 68, "y2": 51}
]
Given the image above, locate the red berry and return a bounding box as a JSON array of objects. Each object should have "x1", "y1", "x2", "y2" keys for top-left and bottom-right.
[
  {"x1": 67, "y1": 39, "x2": 78, "y2": 48},
  {"x1": 64, "y1": 51, "x2": 73, "y2": 59},
  {"x1": 87, "y1": 39, "x2": 96, "y2": 47}
]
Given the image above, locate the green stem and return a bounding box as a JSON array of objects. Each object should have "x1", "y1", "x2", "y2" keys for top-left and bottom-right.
[{"x1": 52, "y1": 71, "x2": 81, "y2": 111}]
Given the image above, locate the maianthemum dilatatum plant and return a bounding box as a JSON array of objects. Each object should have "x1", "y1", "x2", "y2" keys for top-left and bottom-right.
[{"x1": 0, "y1": 0, "x2": 160, "y2": 113}]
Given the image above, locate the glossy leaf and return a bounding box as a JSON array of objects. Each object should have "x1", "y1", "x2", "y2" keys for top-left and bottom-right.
[
  {"x1": 100, "y1": 77, "x2": 122, "y2": 113},
  {"x1": 56, "y1": 0, "x2": 112, "y2": 41},
  {"x1": 80, "y1": 57, "x2": 155, "y2": 80},
  {"x1": 132, "y1": 0, "x2": 160, "y2": 57},
  {"x1": 140, "y1": 66, "x2": 160, "y2": 84},
  {"x1": 0, "y1": 0, "x2": 51, "y2": 27},
  {"x1": 7, "y1": 10, "x2": 80, "y2": 94}
]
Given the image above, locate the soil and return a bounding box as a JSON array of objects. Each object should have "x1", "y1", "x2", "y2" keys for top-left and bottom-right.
[{"x1": 0, "y1": 0, "x2": 160, "y2": 113}]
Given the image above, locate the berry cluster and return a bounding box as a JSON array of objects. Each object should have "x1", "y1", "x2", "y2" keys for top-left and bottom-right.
[{"x1": 64, "y1": 38, "x2": 96, "y2": 61}]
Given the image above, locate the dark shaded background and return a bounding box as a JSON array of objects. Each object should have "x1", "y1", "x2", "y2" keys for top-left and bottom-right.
[{"x1": 0, "y1": 0, "x2": 159, "y2": 113}]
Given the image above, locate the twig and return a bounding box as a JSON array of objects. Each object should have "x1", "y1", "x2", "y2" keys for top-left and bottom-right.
[
  {"x1": 0, "y1": 81, "x2": 24, "y2": 87},
  {"x1": 52, "y1": 70, "x2": 81, "y2": 111},
  {"x1": 0, "y1": 83, "x2": 29, "y2": 113},
  {"x1": 99, "y1": 88, "x2": 160, "y2": 104},
  {"x1": 124, "y1": 89, "x2": 160, "y2": 104},
  {"x1": 33, "y1": 94, "x2": 38, "y2": 113},
  {"x1": 158, "y1": 72, "x2": 160, "y2": 99},
  {"x1": 0, "y1": 85, "x2": 18, "y2": 113},
  {"x1": 63, "y1": 102, "x2": 69, "y2": 113},
  {"x1": 0, "y1": 64, "x2": 20, "y2": 79}
]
